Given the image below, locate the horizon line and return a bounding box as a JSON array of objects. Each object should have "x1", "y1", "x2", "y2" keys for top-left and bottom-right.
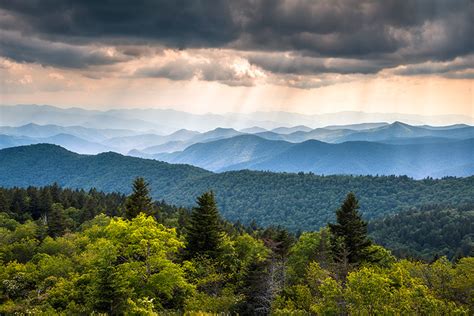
[{"x1": 2, "y1": 103, "x2": 474, "y2": 120}]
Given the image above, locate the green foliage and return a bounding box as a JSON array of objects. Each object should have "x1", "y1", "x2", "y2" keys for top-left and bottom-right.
[
  {"x1": 125, "y1": 177, "x2": 154, "y2": 219},
  {"x1": 364, "y1": 244, "x2": 397, "y2": 267},
  {"x1": 186, "y1": 191, "x2": 223, "y2": 259},
  {"x1": 329, "y1": 192, "x2": 372, "y2": 265},
  {"x1": 286, "y1": 230, "x2": 331, "y2": 283},
  {"x1": 185, "y1": 287, "x2": 241, "y2": 313},
  {"x1": 47, "y1": 203, "x2": 68, "y2": 237},
  {"x1": 0, "y1": 184, "x2": 126, "y2": 224},
  {"x1": 344, "y1": 264, "x2": 468, "y2": 315},
  {"x1": 0, "y1": 212, "x2": 195, "y2": 314},
  {"x1": 310, "y1": 277, "x2": 345, "y2": 315},
  {"x1": 0, "y1": 183, "x2": 473, "y2": 314},
  {"x1": 370, "y1": 205, "x2": 474, "y2": 260}
]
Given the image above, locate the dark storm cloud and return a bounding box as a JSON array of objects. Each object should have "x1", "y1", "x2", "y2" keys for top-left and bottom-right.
[
  {"x1": 239, "y1": 0, "x2": 473, "y2": 59},
  {"x1": 0, "y1": 30, "x2": 129, "y2": 68},
  {"x1": 0, "y1": 0, "x2": 240, "y2": 47},
  {"x1": 0, "y1": 0, "x2": 472, "y2": 78}
]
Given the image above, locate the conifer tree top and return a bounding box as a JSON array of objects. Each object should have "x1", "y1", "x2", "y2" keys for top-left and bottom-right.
[
  {"x1": 186, "y1": 191, "x2": 223, "y2": 259},
  {"x1": 125, "y1": 177, "x2": 153, "y2": 219},
  {"x1": 329, "y1": 192, "x2": 372, "y2": 265}
]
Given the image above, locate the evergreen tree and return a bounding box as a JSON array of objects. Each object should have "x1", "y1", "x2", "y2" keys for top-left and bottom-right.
[
  {"x1": 186, "y1": 191, "x2": 222, "y2": 259},
  {"x1": 236, "y1": 259, "x2": 271, "y2": 315},
  {"x1": 50, "y1": 182, "x2": 61, "y2": 203},
  {"x1": 27, "y1": 187, "x2": 41, "y2": 220},
  {"x1": 125, "y1": 177, "x2": 153, "y2": 219},
  {"x1": 11, "y1": 189, "x2": 28, "y2": 218},
  {"x1": 0, "y1": 190, "x2": 8, "y2": 212},
  {"x1": 329, "y1": 192, "x2": 372, "y2": 265},
  {"x1": 47, "y1": 203, "x2": 67, "y2": 237},
  {"x1": 39, "y1": 188, "x2": 53, "y2": 217}
]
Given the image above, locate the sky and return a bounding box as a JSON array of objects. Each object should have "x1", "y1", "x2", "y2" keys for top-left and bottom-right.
[{"x1": 0, "y1": 0, "x2": 472, "y2": 116}]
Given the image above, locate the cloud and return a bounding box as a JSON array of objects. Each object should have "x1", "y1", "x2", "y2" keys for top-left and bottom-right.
[
  {"x1": 0, "y1": 57, "x2": 80, "y2": 93},
  {"x1": 0, "y1": 1, "x2": 240, "y2": 47},
  {"x1": 134, "y1": 52, "x2": 266, "y2": 86},
  {"x1": 1, "y1": 1, "x2": 472, "y2": 59},
  {"x1": 251, "y1": 1, "x2": 473, "y2": 60},
  {"x1": 136, "y1": 60, "x2": 196, "y2": 81},
  {"x1": 0, "y1": 0, "x2": 472, "y2": 88},
  {"x1": 0, "y1": 30, "x2": 129, "y2": 68},
  {"x1": 247, "y1": 53, "x2": 393, "y2": 75},
  {"x1": 388, "y1": 55, "x2": 474, "y2": 78}
]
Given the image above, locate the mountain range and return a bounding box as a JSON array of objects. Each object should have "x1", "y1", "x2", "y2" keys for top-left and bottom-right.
[
  {"x1": 2, "y1": 104, "x2": 474, "y2": 132},
  {"x1": 154, "y1": 135, "x2": 474, "y2": 178},
  {"x1": 1, "y1": 117, "x2": 473, "y2": 177},
  {"x1": 1, "y1": 144, "x2": 473, "y2": 231}
]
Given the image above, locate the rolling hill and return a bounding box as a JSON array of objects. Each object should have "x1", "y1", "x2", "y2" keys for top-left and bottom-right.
[
  {"x1": 0, "y1": 144, "x2": 211, "y2": 194},
  {"x1": 271, "y1": 125, "x2": 312, "y2": 134},
  {"x1": 334, "y1": 121, "x2": 474, "y2": 143},
  {"x1": 104, "y1": 129, "x2": 200, "y2": 153},
  {"x1": 323, "y1": 122, "x2": 389, "y2": 130},
  {"x1": 139, "y1": 140, "x2": 190, "y2": 154},
  {"x1": 156, "y1": 134, "x2": 293, "y2": 171},
  {"x1": 154, "y1": 134, "x2": 474, "y2": 178},
  {"x1": 0, "y1": 123, "x2": 139, "y2": 142},
  {"x1": 0, "y1": 133, "x2": 114, "y2": 154},
  {"x1": 1, "y1": 144, "x2": 473, "y2": 231}
]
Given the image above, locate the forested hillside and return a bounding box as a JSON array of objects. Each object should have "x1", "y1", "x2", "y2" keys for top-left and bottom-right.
[
  {"x1": 1, "y1": 144, "x2": 474, "y2": 231},
  {"x1": 1, "y1": 183, "x2": 472, "y2": 314},
  {"x1": 370, "y1": 205, "x2": 474, "y2": 260}
]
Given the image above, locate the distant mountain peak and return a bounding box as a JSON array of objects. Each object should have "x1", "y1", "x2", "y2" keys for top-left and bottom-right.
[
  {"x1": 169, "y1": 128, "x2": 199, "y2": 136},
  {"x1": 3, "y1": 143, "x2": 74, "y2": 154},
  {"x1": 213, "y1": 127, "x2": 236, "y2": 132},
  {"x1": 271, "y1": 125, "x2": 312, "y2": 134},
  {"x1": 96, "y1": 151, "x2": 125, "y2": 158},
  {"x1": 21, "y1": 122, "x2": 40, "y2": 127},
  {"x1": 390, "y1": 121, "x2": 412, "y2": 127}
]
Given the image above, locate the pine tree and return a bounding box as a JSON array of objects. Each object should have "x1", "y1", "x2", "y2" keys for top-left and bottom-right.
[
  {"x1": 47, "y1": 203, "x2": 67, "y2": 237},
  {"x1": 185, "y1": 191, "x2": 222, "y2": 259},
  {"x1": 125, "y1": 177, "x2": 153, "y2": 219},
  {"x1": 27, "y1": 187, "x2": 42, "y2": 219},
  {"x1": 329, "y1": 192, "x2": 372, "y2": 265}
]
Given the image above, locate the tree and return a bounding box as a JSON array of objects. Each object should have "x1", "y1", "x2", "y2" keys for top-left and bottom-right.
[
  {"x1": 329, "y1": 192, "x2": 372, "y2": 265},
  {"x1": 0, "y1": 190, "x2": 8, "y2": 213},
  {"x1": 125, "y1": 177, "x2": 153, "y2": 219},
  {"x1": 87, "y1": 239, "x2": 130, "y2": 314},
  {"x1": 236, "y1": 258, "x2": 272, "y2": 315},
  {"x1": 47, "y1": 203, "x2": 68, "y2": 237},
  {"x1": 286, "y1": 229, "x2": 332, "y2": 283},
  {"x1": 185, "y1": 191, "x2": 222, "y2": 259},
  {"x1": 39, "y1": 188, "x2": 53, "y2": 219}
]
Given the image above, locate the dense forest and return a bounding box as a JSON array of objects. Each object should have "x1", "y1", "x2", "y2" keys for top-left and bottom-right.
[
  {"x1": 1, "y1": 182, "x2": 473, "y2": 314},
  {"x1": 2, "y1": 144, "x2": 474, "y2": 231},
  {"x1": 369, "y1": 205, "x2": 474, "y2": 261}
]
